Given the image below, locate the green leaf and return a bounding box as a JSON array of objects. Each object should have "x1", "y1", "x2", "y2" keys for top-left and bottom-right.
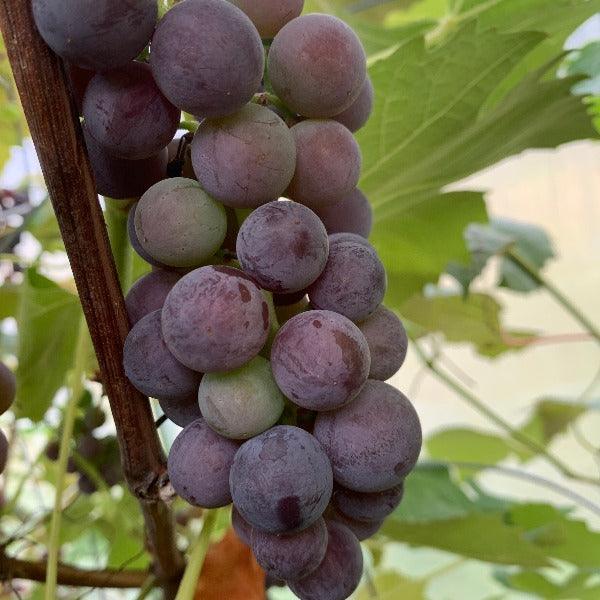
[
  {"x1": 356, "y1": 570, "x2": 427, "y2": 600},
  {"x1": 0, "y1": 283, "x2": 20, "y2": 320},
  {"x1": 503, "y1": 570, "x2": 600, "y2": 599},
  {"x1": 566, "y1": 40, "x2": 600, "y2": 96},
  {"x1": 383, "y1": 513, "x2": 550, "y2": 566},
  {"x1": 15, "y1": 269, "x2": 82, "y2": 421},
  {"x1": 426, "y1": 428, "x2": 513, "y2": 465}
]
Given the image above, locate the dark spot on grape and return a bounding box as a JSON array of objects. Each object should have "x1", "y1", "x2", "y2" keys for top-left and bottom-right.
[
  {"x1": 312, "y1": 320, "x2": 322, "y2": 328},
  {"x1": 278, "y1": 495, "x2": 301, "y2": 529},
  {"x1": 238, "y1": 283, "x2": 251, "y2": 303}
]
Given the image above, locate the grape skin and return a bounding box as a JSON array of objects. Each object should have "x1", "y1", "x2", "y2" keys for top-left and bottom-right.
[
  {"x1": 314, "y1": 189, "x2": 373, "y2": 239},
  {"x1": 198, "y1": 356, "x2": 285, "y2": 440},
  {"x1": 271, "y1": 310, "x2": 370, "y2": 411},
  {"x1": 236, "y1": 201, "x2": 329, "y2": 293},
  {"x1": 328, "y1": 232, "x2": 372, "y2": 248},
  {"x1": 287, "y1": 120, "x2": 362, "y2": 208},
  {"x1": 231, "y1": 505, "x2": 254, "y2": 546},
  {"x1": 230, "y1": 425, "x2": 333, "y2": 533},
  {"x1": 191, "y1": 104, "x2": 296, "y2": 209},
  {"x1": 125, "y1": 269, "x2": 181, "y2": 326},
  {"x1": 158, "y1": 395, "x2": 202, "y2": 428},
  {"x1": 0, "y1": 361, "x2": 16, "y2": 416},
  {"x1": 332, "y1": 482, "x2": 404, "y2": 522},
  {"x1": 288, "y1": 520, "x2": 363, "y2": 600},
  {"x1": 0, "y1": 430, "x2": 7, "y2": 474},
  {"x1": 327, "y1": 506, "x2": 383, "y2": 541},
  {"x1": 162, "y1": 266, "x2": 270, "y2": 372},
  {"x1": 168, "y1": 418, "x2": 238, "y2": 508},
  {"x1": 134, "y1": 178, "x2": 227, "y2": 268},
  {"x1": 150, "y1": 0, "x2": 264, "y2": 117},
  {"x1": 123, "y1": 310, "x2": 202, "y2": 403},
  {"x1": 268, "y1": 14, "x2": 367, "y2": 118},
  {"x1": 308, "y1": 240, "x2": 386, "y2": 322},
  {"x1": 251, "y1": 517, "x2": 327, "y2": 581},
  {"x1": 357, "y1": 306, "x2": 408, "y2": 381},
  {"x1": 127, "y1": 204, "x2": 167, "y2": 268},
  {"x1": 333, "y1": 76, "x2": 374, "y2": 133},
  {"x1": 85, "y1": 131, "x2": 168, "y2": 201},
  {"x1": 313, "y1": 380, "x2": 422, "y2": 492},
  {"x1": 32, "y1": 0, "x2": 157, "y2": 71},
  {"x1": 230, "y1": 0, "x2": 304, "y2": 38},
  {"x1": 83, "y1": 63, "x2": 180, "y2": 160}
]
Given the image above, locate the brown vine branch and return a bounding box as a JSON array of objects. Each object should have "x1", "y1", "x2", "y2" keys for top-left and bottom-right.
[{"x1": 0, "y1": 0, "x2": 184, "y2": 595}]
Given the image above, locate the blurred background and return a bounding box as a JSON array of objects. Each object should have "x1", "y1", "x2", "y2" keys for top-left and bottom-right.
[{"x1": 1, "y1": 1, "x2": 600, "y2": 598}]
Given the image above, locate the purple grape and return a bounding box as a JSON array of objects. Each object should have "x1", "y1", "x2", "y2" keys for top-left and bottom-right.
[
  {"x1": 308, "y1": 240, "x2": 386, "y2": 322},
  {"x1": 333, "y1": 76, "x2": 374, "y2": 133},
  {"x1": 125, "y1": 269, "x2": 181, "y2": 326},
  {"x1": 232, "y1": 505, "x2": 254, "y2": 546},
  {"x1": 123, "y1": 310, "x2": 203, "y2": 402},
  {"x1": 150, "y1": 0, "x2": 264, "y2": 117},
  {"x1": 83, "y1": 62, "x2": 180, "y2": 160},
  {"x1": 127, "y1": 203, "x2": 165, "y2": 267},
  {"x1": 65, "y1": 63, "x2": 94, "y2": 113},
  {"x1": 332, "y1": 483, "x2": 403, "y2": 523},
  {"x1": 268, "y1": 14, "x2": 366, "y2": 118},
  {"x1": 168, "y1": 418, "x2": 238, "y2": 507},
  {"x1": 229, "y1": 425, "x2": 333, "y2": 533},
  {"x1": 158, "y1": 395, "x2": 202, "y2": 428},
  {"x1": 198, "y1": 356, "x2": 285, "y2": 439},
  {"x1": 0, "y1": 361, "x2": 16, "y2": 416},
  {"x1": 191, "y1": 104, "x2": 296, "y2": 209},
  {"x1": 357, "y1": 306, "x2": 408, "y2": 381},
  {"x1": 271, "y1": 311, "x2": 370, "y2": 411},
  {"x1": 32, "y1": 0, "x2": 157, "y2": 71},
  {"x1": 314, "y1": 189, "x2": 372, "y2": 239},
  {"x1": 314, "y1": 380, "x2": 422, "y2": 492},
  {"x1": 288, "y1": 521, "x2": 363, "y2": 600},
  {"x1": 134, "y1": 178, "x2": 227, "y2": 268},
  {"x1": 327, "y1": 507, "x2": 383, "y2": 541},
  {"x1": 0, "y1": 431, "x2": 7, "y2": 474},
  {"x1": 328, "y1": 232, "x2": 372, "y2": 248},
  {"x1": 287, "y1": 120, "x2": 361, "y2": 208},
  {"x1": 230, "y1": 0, "x2": 304, "y2": 38},
  {"x1": 162, "y1": 266, "x2": 270, "y2": 372},
  {"x1": 85, "y1": 131, "x2": 168, "y2": 200},
  {"x1": 251, "y1": 517, "x2": 327, "y2": 581},
  {"x1": 236, "y1": 201, "x2": 329, "y2": 293}
]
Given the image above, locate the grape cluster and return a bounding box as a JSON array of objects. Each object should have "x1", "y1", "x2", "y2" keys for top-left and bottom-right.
[
  {"x1": 33, "y1": 1, "x2": 421, "y2": 598},
  {"x1": 0, "y1": 361, "x2": 16, "y2": 476}
]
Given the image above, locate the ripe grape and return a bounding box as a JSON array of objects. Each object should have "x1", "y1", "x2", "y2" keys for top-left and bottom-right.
[
  {"x1": 287, "y1": 120, "x2": 361, "y2": 208},
  {"x1": 333, "y1": 76, "x2": 374, "y2": 133},
  {"x1": 271, "y1": 310, "x2": 370, "y2": 411},
  {"x1": 191, "y1": 104, "x2": 296, "y2": 209},
  {"x1": 236, "y1": 201, "x2": 329, "y2": 293},
  {"x1": 125, "y1": 269, "x2": 181, "y2": 326},
  {"x1": 158, "y1": 395, "x2": 202, "y2": 428},
  {"x1": 0, "y1": 431, "x2": 7, "y2": 474},
  {"x1": 199, "y1": 357, "x2": 284, "y2": 440},
  {"x1": 134, "y1": 178, "x2": 227, "y2": 268},
  {"x1": 313, "y1": 380, "x2": 422, "y2": 492},
  {"x1": 251, "y1": 517, "x2": 327, "y2": 581},
  {"x1": 168, "y1": 418, "x2": 238, "y2": 507},
  {"x1": 32, "y1": 0, "x2": 157, "y2": 71},
  {"x1": 150, "y1": 0, "x2": 264, "y2": 117},
  {"x1": 85, "y1": 131, "x2": 168, "y2": 200},
  {"x1": 357, "y1": 306, "x2": 408, "y2": 381},
  {"x1": 230, "y1": 0, "x2": 304, "y2": 38},
  {"x1": 327, "y1": 507, "x2": 383, "y2": 541},
  {"x1": 288, "y1": 521, "x2": 363, "y2": 600},
  {"x1": 308, "y1": 240, "x2": 386, "y2": 322},
  {"x1": 231, "y1": 505, "x2": 254, "y2": 546},
  {"x1": 314, "y1": 189, "x2": 373, "y2": 239},
  {"x1": 0, "y1": 361, "x2": 16, "y2": 416},
  {"x1": 162, "y1": 266, "x2": 270, "y2": 372},
  {"x1": 83, "y1": 62, "x2": 180, "y2": 160},
  {"x1": 127, "y1": 204, "x2": 165, "y2": 267},
  {"x1": 268, "y1": 14, "x2": 367, "y2": 118},
  {"x1": 328, "y1": 232, "x2": 372, "y2": 248},
  {"x1": 229, "y1": 425, "x2": 333, "y2": 533},
  {"x1": 123, "y1": 310, "x2": 203, "y2": 402},
  {"x1": 332, "y1": 483, "x2": 404, "y2": 523}
]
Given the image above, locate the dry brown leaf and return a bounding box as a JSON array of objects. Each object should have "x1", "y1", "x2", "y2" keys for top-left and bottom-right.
[{"x1": 195, "y1": 528, "x2": 266, "y2": 600}]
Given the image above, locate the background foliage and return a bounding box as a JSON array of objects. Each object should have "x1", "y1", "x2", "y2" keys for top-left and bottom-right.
[{"x1": 1, "y1": 0, "x2": 600, "y2": 598}]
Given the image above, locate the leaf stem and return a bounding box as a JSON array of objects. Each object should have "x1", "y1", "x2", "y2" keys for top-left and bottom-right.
[
  {"x1": 506, "y1": 249, "x2": 600, "y2": 344},
  {"x1": 174, "y1": 510, "x2": 218, "y2": 600},
  {"x1": 105, "y1": 198, "x2": 131, "y2": 290},
  {"x1": 410, "y1": 337, "x2": 600, "y2": 487},
  {"x1": 44, "y1": 316, "x2": 89, "y2": 600}
]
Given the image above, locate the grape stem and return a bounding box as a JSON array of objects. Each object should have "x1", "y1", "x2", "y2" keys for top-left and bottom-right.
[{"x1": 410, "y1": 337, "x2": 600, "y2": 487}]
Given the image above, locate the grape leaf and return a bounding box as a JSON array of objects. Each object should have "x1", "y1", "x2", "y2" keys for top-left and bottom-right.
[
  {"x1": 566, "y1": 40, "x2": 600, "y2": 96},
  {"x1": 356, "y1": 570, "x2": 427, "y2": 600},
  {"x1": 426, "y1": 428, "x2": 513, "y2": 465}
]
